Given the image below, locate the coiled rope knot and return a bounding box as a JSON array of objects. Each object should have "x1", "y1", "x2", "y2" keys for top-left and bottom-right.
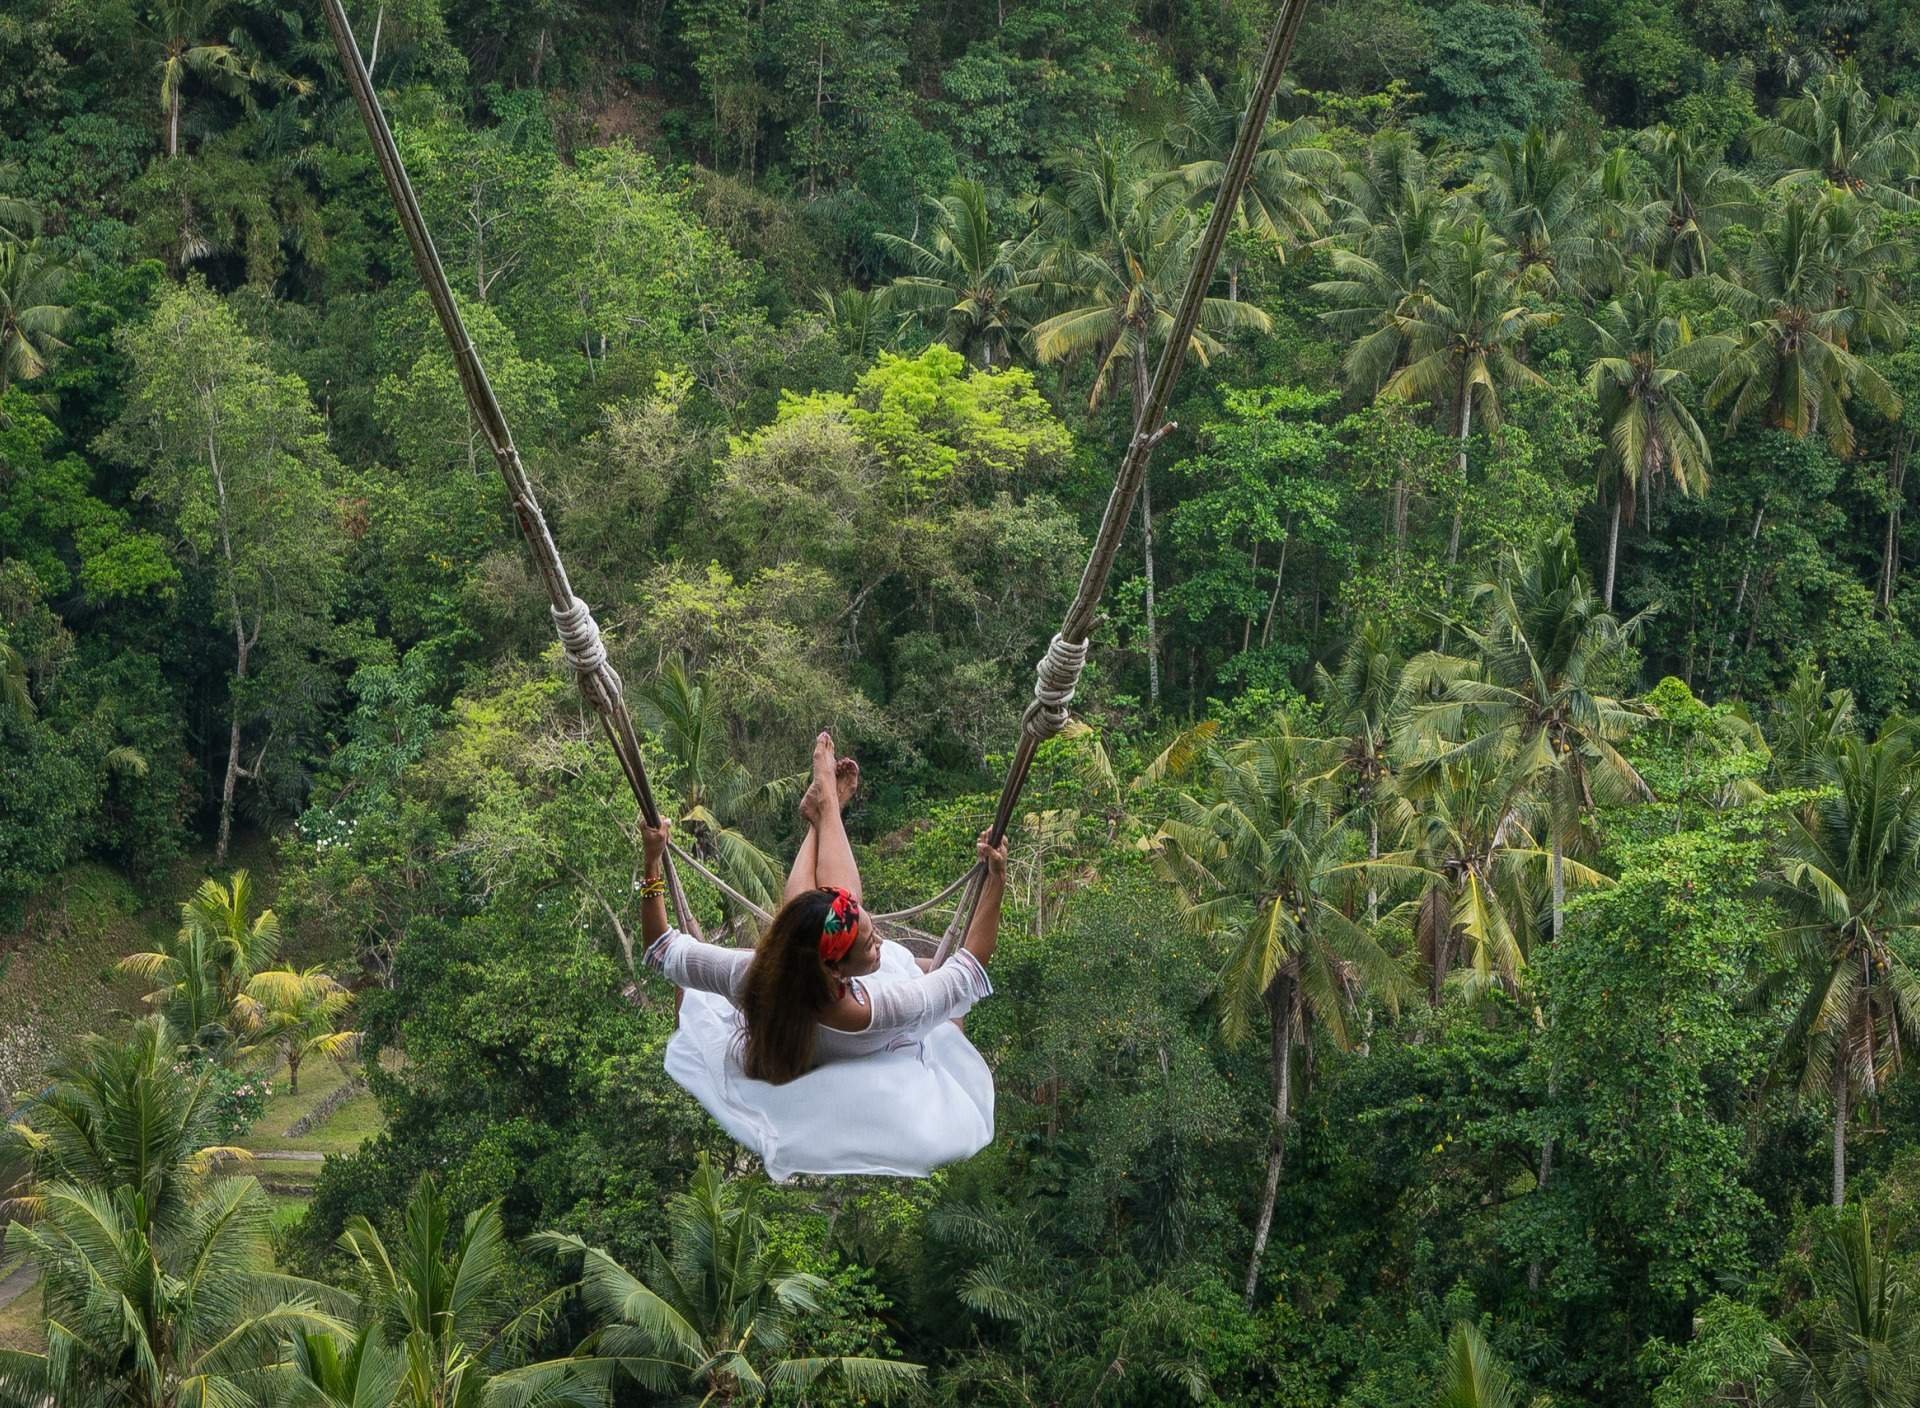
[
  {"x1": 551, "y1": 595, "x2": 623, "y2": 708},
  {"x1": 1022, "y1": 633, "x2": 1090, "y2": 740}
]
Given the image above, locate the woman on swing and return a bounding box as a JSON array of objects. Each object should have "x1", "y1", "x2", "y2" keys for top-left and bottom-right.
[{"x1": 638, "y1": 731, "x2": 1008, "y2": 1179}]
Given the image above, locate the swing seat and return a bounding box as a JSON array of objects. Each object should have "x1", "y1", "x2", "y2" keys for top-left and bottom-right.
[{"x1": 665, "y1": 940, "x2": 995, "y2": 1181}]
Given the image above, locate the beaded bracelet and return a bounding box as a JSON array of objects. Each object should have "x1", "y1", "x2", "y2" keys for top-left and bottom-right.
[{"x1": 639, "y1": 874, "x2": 667, "y2": 901}]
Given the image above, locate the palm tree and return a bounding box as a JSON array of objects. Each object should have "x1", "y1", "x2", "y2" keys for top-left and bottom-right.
[
  {"x1": 0, "y1": 1175, "x2": 344, "y2": 1408},
  {"x1": 1585, "y1": 265, "x2": 1728, "y2": 606},
  {"x1": 0, "y1": 161, "x2": 39, "y2": 245},
  {"x1": 536, "y1": 1153, "x2": 924, "y2": 1403},
  {"x1": 1031, "y1": 139, "x2": 1271, "y2": 707},
  {"x1": 1770, "y1": 1205, "x2": 1920, "y2": 1408},
  {"x1": 1760, "y1": 703, "x2": 1920, "y2": 1207},
  {"x1": 1435, "y1": 1322, "x2": 1522, "y2": 1408},
  {"x1": 1313, "y1": 621, "x2": 1405, "y2": 914},
  {"x1": 815, "y1": 286, "x2": 900, "y2": 362},
  {"x1": 1755, "y1": 64, "x2": 1919, "y2": 208},
  {"x1": 338, "y1": 1176, "x2": 599, "y2": 1408},
  {"x1": 277, "y1": 1323, "x2": 407, "y2": 1408},
  {"x1": 877, "y1": 179, "x2": 1036, "y2": 367},
  {"x1": 1314, "y1": 158, "x2": 1461, "y2": 541},
  {"x1": 1635, "y1": 124, "x2": 1760, "y2": 277},
  {"x1": 1377, "y1": 219, "x2": 1558, "y2": 562},
  {"x1": 136, "y1": 0, "x2": 284, "y2": 159},
  {"x1": 1405, "y1": 528, "x2": 1647, "y2": 944},
  {"x1": 636, "y1": 660, "x2": 789, "y2": 914},
  {"x1": 1163, "y1": 73, "x2": 1340, "y2": 300},
  {"x1": 120, "y1": 871, "x2": 283, "y2": 1051},
  {"x1": 1393, "y1": 754, "x2": 1550, "y2": 1003},
  {"x1": 0, "y1": 635, "x2": 31, "y2": 721},
  {"x1": 1149, "y1": 731, "x2": 1416, "y2": 1306},
  {"x1": 0, "y1": 238, "x2": 71, "y2": 394},
  {"x1": 1706, "y1": 191, "x2": 1905, "y2": 458},
  {"x1": 1481, "y1": 127, "x2": 1601, "y2": 292},
  {"x1": 2, "y1": 1017, "x2": 237, "y2": 1238},
  {"x1": 242, "y1": 965, "x2": 358, "y2": 1096}
]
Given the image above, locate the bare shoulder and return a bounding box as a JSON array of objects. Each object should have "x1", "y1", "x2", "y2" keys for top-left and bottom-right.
[{"x1": 818, "y1": 984, "x2": 873, "y2": 1033}]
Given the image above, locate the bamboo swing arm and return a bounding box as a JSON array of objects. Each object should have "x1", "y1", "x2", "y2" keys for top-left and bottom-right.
[
  {"x1": 929, "y1": 0, "x2": 1316, "y2": 961},
  {"x1": 318, "y1": 0, "x2": 1312, "y2": 960},
  {"x1": 316, "y1": 0, "x2": 704, "y2": 937}
]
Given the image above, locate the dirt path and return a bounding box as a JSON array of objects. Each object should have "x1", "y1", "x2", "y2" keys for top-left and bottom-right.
[{"x1": 0, "y1": 1262, "x2": 36, "y2": 1312}]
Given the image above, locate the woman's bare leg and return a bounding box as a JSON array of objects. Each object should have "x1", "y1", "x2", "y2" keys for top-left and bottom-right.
[
  {"x1": 783, "y1": 826, "x2": 820, "y2": 905},
  {"x1": 811, "y1": 732, "x2": 863, "y2": 901}
]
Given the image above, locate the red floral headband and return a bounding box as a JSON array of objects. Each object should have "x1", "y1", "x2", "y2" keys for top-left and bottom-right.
[{"x1": 819, "y1": 887, "x2": 861, "y2": 963}]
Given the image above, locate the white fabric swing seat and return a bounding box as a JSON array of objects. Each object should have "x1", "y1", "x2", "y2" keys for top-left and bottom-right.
[{"x1": 662, "y1": 938, "x2": 996, "y2": 1181}]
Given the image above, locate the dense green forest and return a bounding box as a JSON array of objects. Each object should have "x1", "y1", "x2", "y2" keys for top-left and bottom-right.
[{"x1": 8, "y1": 0, "x2": 1920, "y2": 1402}]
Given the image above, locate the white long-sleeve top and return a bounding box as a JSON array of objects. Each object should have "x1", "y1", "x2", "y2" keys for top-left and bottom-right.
[{"x1": 644, "y1": 929, "x2": 993, "y2": 1061}]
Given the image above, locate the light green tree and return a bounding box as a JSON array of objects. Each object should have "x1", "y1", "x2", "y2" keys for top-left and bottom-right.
[
  {"x1": 101, "y1": 282, "x2": 345, "y2": 862},
  {"x1": 242, "y1": 965, "x2": 357, "y2": 1096},
  {"x1": 119, "y1": 872, "x2": 283, "y2": 1053}
]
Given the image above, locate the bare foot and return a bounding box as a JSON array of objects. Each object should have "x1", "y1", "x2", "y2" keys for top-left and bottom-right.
[
  {"x1": 799, "y1": 779, "x2": 822, "y2": 827},
  {"x1": 836, "y1": 757, "x2": 860, "y2": 809}
]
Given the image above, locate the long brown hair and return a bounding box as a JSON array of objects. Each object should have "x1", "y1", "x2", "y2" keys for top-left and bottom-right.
[{"x1": 739, "y1": 889, "x2": 841, "y2": 1084}]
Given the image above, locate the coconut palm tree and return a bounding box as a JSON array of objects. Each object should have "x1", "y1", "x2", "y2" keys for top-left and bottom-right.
[
  {"x1": 1585, "y1": 264, "x2": 1729, "y2": 606},
  {"x1": 276, "y1": 1323, "x2": 407, "y2": 1408},
  {"x1": 137, "y1": 0, "x2": 288, "y2": 159},
  {"x1": 1403, "y1": 528, "x2": 1647, "y2": 944},
  {"x1": 1706, "y1": 191, "x2": 1905, "y2": 457},
  {"x1": 1392, "y1": 754, "x2": 1551, "y2": 1003},
  {"x1": 1758, "y1": 701, "x2": 1920, "y2": 1207},
  {"x1": 1770, "y1": 1205, "x2": 1920, "y2": 1407},
  {"x1": 1635, "y1": 124, "x2": 1760, "y2": 277},
  {"x1": 0, "y1": 636, "x2": 31, "y2": 721},
  {"x1": 1148, "y1": 731, "x2": 1416, "y2": 1306},
  {"x1": 1755, "y1": 63, "x2": 1919, "y2": 208},
  {"x1": 1030, "y1": 138, "x2": 1271, "y2": 707},
  {"x1": 339, "y1": 1176, "x2": 601, "y2": 1408},
  {"x1": 636, "y1": 660, "x2": 790, "y2": 915},
  {"x1": 1377, "y1": 219, "x2": 1558, "y2": 562},
  {"x1": 0, "y1": 238, "x2": 71, "y2": 394},
  {"x1": 815, "y1": 286, "x2": 901, "y2": 362},
  {"x1": 1312, "y1": 620, "x2": 1406, "y2": 915},
  {"x1": 1, "y1": 1017, "x2": 237, "y2": 1239},
  {"x1": 242, "y1": 965, "x2": 358, "y2": 1096},
  {"x1": 120, "y1": 871, "x2": 283, "y2": 1051},
  {"x1": 1163, "y1": 73, "x2": 1340, "y2": 299},
  {"x1": 1481, "y1": 127, "x2": 1602, "y2": 292},
  {"x1": 0, "y1": 1176, "x2": 346, "y2": 1408},
  {"x1": 535, "y1": 1153, "x2": 924, "y2": 1403},
  {"x1": 877, "y1": 179, "x2": 1036, "y2": 368},
  {"x1": 1315, "y1": 181, "x2": 1459, "y2": 395}
]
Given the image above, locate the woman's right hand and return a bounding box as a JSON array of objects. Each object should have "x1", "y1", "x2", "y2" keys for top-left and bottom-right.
[
  {"x1": 977, "y1": 830, "x2": 1009, "y2": 881},
  {"x1": 642, "y1": 819, "x2": 671, "y2": 869}
]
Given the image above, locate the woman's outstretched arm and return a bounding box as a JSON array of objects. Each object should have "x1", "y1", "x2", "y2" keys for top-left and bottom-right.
[{"x1": 641, "y1": 819, "x2": 673, "y2": 948}]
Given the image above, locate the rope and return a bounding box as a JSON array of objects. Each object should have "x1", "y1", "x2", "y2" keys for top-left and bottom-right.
[
  {"x1": 551, "y1": 595, "x2": 623, "y2": 710},
  {"x1": 1022, "y1": 633, "x2": 1091, "y2": 741}
]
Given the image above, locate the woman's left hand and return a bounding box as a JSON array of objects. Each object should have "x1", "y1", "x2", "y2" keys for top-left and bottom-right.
[{"x1": 977, "y1": 830, "x2": 1009, "y2": 880}]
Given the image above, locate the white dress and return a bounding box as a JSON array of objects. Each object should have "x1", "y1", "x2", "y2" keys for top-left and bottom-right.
[{"x1": 645, "y1": 929, "x2": 997, "y2": 1182}]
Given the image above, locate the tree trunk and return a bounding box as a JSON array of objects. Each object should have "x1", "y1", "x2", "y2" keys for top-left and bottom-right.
[
  {"x1": 1259, "y1": 523, "x2": 1291, "y2": 649},
  {"x1": 168, "y1": 84, "x2": 181, "y2": 159},
  {"x1": 1529, "y1": 1065, "x2": 1558, "y2": 1292},
  {"x1": 1244, "y1": 976, "x2": 1295, "y2": 1308},
  {"x1": 1882, "y1": 435, "x2": 1908, "y2": 610},
  {"x1": 1604, "y1": 495, "x2": 1622, "y2": 610},
  {"x1": 1135, "y1": 353, "x2": 1160, "y2": 708},
  {"x1": 287, "y1": 1044, "x2": 303, "y2": 1097},
  {"x1": 1448, "y1": 387, "x2": 1473, "y2": 565},
  {"x1": 206, "y1": 405, "x2": 251, "y2": 866},
  {"x1": 1550, "y1": 837, "x2": 1565, "y2": 943},
  {"x1": 1244, "y1": 543, "x2": 1259, "y2": 653},
  {"x1": 1833, "y1": 1060, "x2": 1848, "y2": 1208}
]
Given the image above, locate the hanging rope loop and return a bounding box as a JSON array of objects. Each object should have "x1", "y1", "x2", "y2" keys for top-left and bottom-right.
[
  {"x1": 551, "y1": 595, "x2": 623, "y2": 708},
  {"x1": 1022, "y1": 633, "x2": 1091, "y2": 740}
]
